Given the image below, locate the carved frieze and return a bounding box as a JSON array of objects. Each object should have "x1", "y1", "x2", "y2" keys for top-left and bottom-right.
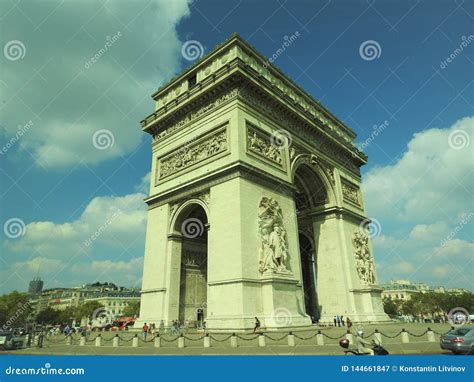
[
  {"x1": 352, "y1": 231, "x2": 375, "y2": 285},
  {"x1": 158, "y1": 127, "x2": 228, "y2": 180},
  {"x1": 247, "y1": 126, "x2": 283, "y2": 168},
  {"x1": 238, "y1": 87, "x2": 360, "y2": 177},
  {"x1": 155, "y1": 88, "x2": 239, "y2": 140},
  {"x1": 342, "y1": 180, "x2": 361, "y2": 206}
]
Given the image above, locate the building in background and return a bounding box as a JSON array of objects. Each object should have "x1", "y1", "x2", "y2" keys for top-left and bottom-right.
[
  {"x1": 28, "y1": 277, "x2": 44, "y2": 296},
  {"x1": 380, "y1": 279, "x2": 470, "y2": 300},
  {"x1": 29, "y1": 281, "x2": 140, "y2": 319}
]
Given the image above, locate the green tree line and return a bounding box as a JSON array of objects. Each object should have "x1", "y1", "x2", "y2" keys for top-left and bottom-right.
[{"x1": 383, "y1": 292, "x2": 474, "y2": 319}]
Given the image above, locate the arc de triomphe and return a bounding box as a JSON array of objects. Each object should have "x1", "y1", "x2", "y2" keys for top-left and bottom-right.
[{"x1": 135, "y1": 34, "x2": 389, "y2": 330}]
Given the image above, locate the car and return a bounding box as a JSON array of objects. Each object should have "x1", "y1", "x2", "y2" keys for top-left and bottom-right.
[
  {"x1": 0, "y1": 332, "x2": 25, "y2": 351},
  {"x1": 440, "y1": 327, "x2": 474, "y2": 355}
]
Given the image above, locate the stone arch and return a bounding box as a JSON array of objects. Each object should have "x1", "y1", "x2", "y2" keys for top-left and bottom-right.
[
  {"x1": 169, "y1": 198, "x2": 210, "y2": 235},
  {"x1": 291, "y1": 154, "x2": 336, "y2": 207},
  {"x1": 169, "y1": 202, "x2": 209, "y2": 326}
]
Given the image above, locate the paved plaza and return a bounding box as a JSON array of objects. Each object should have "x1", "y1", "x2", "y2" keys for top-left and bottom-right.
[{"x1": 11, "y1": 323, "x2": 454, "y2": 356}]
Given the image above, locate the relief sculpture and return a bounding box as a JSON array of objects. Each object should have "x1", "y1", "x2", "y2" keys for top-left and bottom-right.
[
  {"x1": 352, "y1": 231, "x2": 375, "y2": 285},
  {"x1": 258, "y1": 197, "x2": 291, "y2": 274}
]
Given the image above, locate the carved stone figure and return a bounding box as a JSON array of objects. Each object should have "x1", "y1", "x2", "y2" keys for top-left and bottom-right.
[
  {"x1": 159, "y1": 129, "x2": 228, "y2": 179},
  {"x1": 247, "y1": 129, "x2": 282, "y2": 166},
  {"x1": 258, "y1": 197, "x2": 291, "y2": 274},
  {"x1": 352, "y1": 231, "x2": 375, "y2": 285}
]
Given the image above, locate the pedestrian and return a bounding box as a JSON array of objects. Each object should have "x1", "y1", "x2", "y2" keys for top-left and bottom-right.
[
  {"x1": 346, "y1": 317, "x2": 352, "y2": 329},
  {"x1": 341, "y1": 315, "x2": 345, "y2": 326},
  {"x1": 253, "y1": 317, "x2": 261, "y2": 334},
  {"x1": 333, "y1": 316, "x2": 337, "y2": 327},
  {"x1": 336, "y1": 315, "x2": 341, "y2": 327},
  {"x1": 142, "y1": 322, "x2": 149, "y2": 340}
]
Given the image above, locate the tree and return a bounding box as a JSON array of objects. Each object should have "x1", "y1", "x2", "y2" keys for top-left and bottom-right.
[
  {"x1": 36, "y1": 307, "x2": 62, "y2": 325},
  {"x1": 382, "y1": 297, "x2": 400, "y2": 317},
  {"x1": 0, "y1": 291, "x2": 32, "y2": 330},
  {"x1": 122, "y1": 300, "x2": 140, "y2": 317},
  {"x1": 72, "y1": 301, "x2": 105, "y2": 322}
]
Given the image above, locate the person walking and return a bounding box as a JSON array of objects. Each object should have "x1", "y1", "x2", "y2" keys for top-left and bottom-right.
[
  {"x1": 142, "y1": 322, "x2": 149, "y2": 341},
  {"x1": 333, "y1": 316, "x2": 337, "y2": 327},
  {"x1": 253, "y1": 317, "x2": 261, "y2": 333},
  {"x1": 341, "y1": 315, "x2": 345, "y2": 326},
  {"x1": 346, "y1": 317, "x2": 352, "y2": 329}
]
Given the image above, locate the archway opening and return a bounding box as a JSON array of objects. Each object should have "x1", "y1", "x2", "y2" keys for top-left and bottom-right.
[
  {"x1": 294, "y1": 164, "x2": 328, "y2": 322},
  {"x1": 174, "y1": 204, "x2": 208, "y2": 327}
]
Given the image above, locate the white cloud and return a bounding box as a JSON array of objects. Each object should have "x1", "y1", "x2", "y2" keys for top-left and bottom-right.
[
  {"x1": 364, "y1": 116, "x2": 473, "y2": 223},
  {"x1": 365, "y1": 116, "x2": 473, "y2": 289},
  {"x1": 0, "y1": 0, "x2": 191, "y2": 168},
  {"x1": 1, "y1": 190, "x2": 147, "y2": 292}
]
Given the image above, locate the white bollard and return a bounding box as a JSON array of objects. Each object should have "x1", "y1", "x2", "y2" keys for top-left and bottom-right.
[
  {"x1": 66, "y1": 336, "x2": 72, "y2": 345},
  {"x1": 258, "y1": 334, "x2": 266, "y2": 347},
  {"x1": 178, "y1": 336, "x2": 185, "y2": 348},
  {"x1": 345, "y1": 332, "x2": 353, "y2": 344},
  {"x1": 95, "y1": 335, "x2": 102, "y2": 347},
  {"x1": 79, "y1": 336, "x2": 86, "y2": 346},
  {"x1": 113, "y1": 335, "x2": 119, "y2": 347},
  {"x1": 230, "y1": 334, "x2": 238, "y2": 348},
  {"x1": 401, "y1": 330, "x2": 410, "y2": 343},
  {"x1": 154, "y1": 336, "x2": 161, "y2": 348},
  {"x1": 316, "y1": 332, "x2": 324, "y2": 345},
  {"x1": 132, "y1": 335, "x2": 139, "y2": 347},
  {"x1": 374, "y1": 331, "x2": 382, "y2": 345},
  {"x1": 427, "y1": 329, "x2": 436, "y2": 342},
  {"x1": 204, "y1": 335, "x2": 211, "y2": 348},
  {"x1": 287, "y1": 333, "x2": 295, "y2": 347}
]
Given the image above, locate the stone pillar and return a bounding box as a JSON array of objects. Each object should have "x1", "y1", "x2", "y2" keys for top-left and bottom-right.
[
  {"x1": 95, "y1": 335, "x2": 101, "y2": 347},
  {"x1": 287, "y1": 332, "x2": 295, "y2": 346},
  {"x1": 154, "y1": 335, "x2": 161, "y2": 348},
  {"x1": 79, "y1": 336, "x2": 86, "y2": 346},
  {"x1": 230, "y1": 334, "x2": 238, "y2": 348},
  {"x1": 132, "y1": 335, "x2": 139, "y2": 347},
  {"x1": 178, "y1": 335, "x2": 185, "y2": 348},
  {"x1": 258, "y1": 334, "x2": 266, "y2": 347},
  {"x1": 401, "y1": 329, "x2": 410, "y2": 343},
  {"x1": 427, "y1": 329, "x2": 435, "y2": 342},
  {"x1": 66, "y1": 335, "x2": 72, "y2": 345},
  {"x1": 203, "y1": 335, "x2": 211, "y2": 348},
  {"x1": 316, "y1": 332, "x2": 324, "y2": 345},
  {"x1": 112, "y1": 335, "x2": 119, "y2": 347}
]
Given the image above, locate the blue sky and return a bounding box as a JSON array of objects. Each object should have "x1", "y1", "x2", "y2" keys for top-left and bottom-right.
[{"x1": 0, "y1": 0, "x2": 472, "y2": 293}]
